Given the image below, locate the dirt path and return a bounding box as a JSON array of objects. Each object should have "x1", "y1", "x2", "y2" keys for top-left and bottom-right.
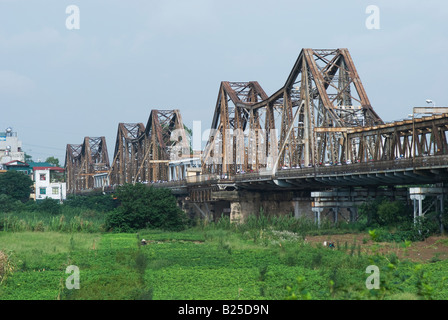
[{"x1": 303, "y1": 233, "x2": 448, "y2": 263}]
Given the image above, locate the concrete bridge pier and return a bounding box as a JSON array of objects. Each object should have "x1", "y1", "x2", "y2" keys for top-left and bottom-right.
[
  {"x1": 348, "y1": 207, "x2": 359, "y2": 223},
  {"x1": 311, "y1": 187, "x2": 409, "y2": 226},
  {"x1": 312, "y1": 207, "x2": 323, "y2": 227},
  {"x1": 210, "y1": 189, "x2": 314, "y2": 223},
  {"x1": 409, "y1": 187, "x2": 447, "y2": 232}
]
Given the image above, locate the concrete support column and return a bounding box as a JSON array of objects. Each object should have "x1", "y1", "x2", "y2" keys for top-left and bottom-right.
[
  {"x1": 409, "y1": 187, "x2": 447, "y2": 230},
  {"x1": 411, "y1": 194, "x2": 425, "y2": 224},
  {"x1": 333, "y1": 207, "x2": 339, "y2": 224},
  {"x1": 348, "y1": 207, "x2": 358, "y2": 223},
  {"x1": 312, "y1": 207, "x2": 323, "y2": 227},
  {"x1": 294, "y1": 199, "x2": 300, "y2": 219},
  {"x1": 438, "y1": 194, "x2": 445, "y2": 234},
  {"x1": 292, "y1": 197, "x2": 313, "y2": 220},
  {"x1": 192, "y1": 203, "x2": 211, "y2": 221},
  {"x1": 230, "y1": 202, "x2": 243, "y2": 223}
]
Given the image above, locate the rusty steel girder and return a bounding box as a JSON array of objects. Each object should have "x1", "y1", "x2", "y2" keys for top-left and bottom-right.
[
  {"x1": 65, "y1": 144, "x2": 82, "y2": 194},
  {"x1": 143, "y1": 109, "x2": 189, "y2": 182},
  {"x1": 202, "y1": 81, "x2": 274, "y2": 175},
  {"x1": 347, "y1": 113, "x2": 448, "y2": 162},
  {"x1": 107, "y1": 109, "x2": 189, "y2": 185},
  {"x1": 108, "y1": 123, "x2": 146, "y2": 185},
  {"x1": 64, "y1": 137, "x2": 110, "y2": 193},
  {"x1": 202, "y1": 48, "x2": 385, "y2": 174},
  {"x1": 266, "y1": 48, "x2": 383, "y2": 168}
]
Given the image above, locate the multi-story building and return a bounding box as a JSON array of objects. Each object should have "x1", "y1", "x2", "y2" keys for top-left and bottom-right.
[
  {"x1": 2, "y1": 160, "x2": 32, "y2": 174},
  {"x1": 0, "y1": 127, "x2": 67, "y2": 202},
  {"x1": 0, "y1": 127, "x2": 25, "y2": 167},
  {"x1": 33, "y1": 166, "x2": 67, "y2": 202}
]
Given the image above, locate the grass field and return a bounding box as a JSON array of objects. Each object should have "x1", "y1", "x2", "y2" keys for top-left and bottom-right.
[{"x1": 1, "y1": 227, "x2": 448, "y2": 300}]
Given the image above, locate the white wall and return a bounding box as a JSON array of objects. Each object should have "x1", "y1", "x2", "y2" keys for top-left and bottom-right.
[{"x1": 34, "y1": 169, "x2": 67, "y2": 202}]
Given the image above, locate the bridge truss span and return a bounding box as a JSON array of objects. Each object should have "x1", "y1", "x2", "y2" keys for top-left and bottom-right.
[
  {"x1": 67, "y1": 48, "x2": 448, "y2": 204},
  {"x1": 202, "y1": 48, "x2": 387, "y2": 176},
  {"x1": 65, "y1": 137, "x2": 110, "y2": 193},
  {"x1": 107, "y1": 109, "x2": 190, "y2": 185}
]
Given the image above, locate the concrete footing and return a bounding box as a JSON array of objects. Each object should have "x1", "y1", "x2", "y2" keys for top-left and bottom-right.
[
  {"x1": 409, "y1": 187, "x2": 446, "y2": 232},
  {"x1": 180, "y1": 184, "x2": 446, "y2": 228},
  {"x1": 184, "y1": 190, "x2": 313, "y2": 223}
]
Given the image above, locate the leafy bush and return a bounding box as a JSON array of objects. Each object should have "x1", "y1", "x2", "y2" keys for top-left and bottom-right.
[
  {"x1": 0, "y1": 171, "x2": 33, "y2": 202},
  {"x1": 36, "y1": 198, "x2": 61, "y2": 215},
  {"x1": 368, "y1": 215, "x2": 440, "y2": 243},
  {"x1": 64, "y1": 193, "x2": 116, "y2": 212},
  {"x1": 376, "y1": 200, "x2": 411, "y2": 226},
  {"x1": 0, "y1": 194, "x2": 25, "y2": 212},
  {"x1": 105, "y1": 184, "x2": 187, "y2": 232}
]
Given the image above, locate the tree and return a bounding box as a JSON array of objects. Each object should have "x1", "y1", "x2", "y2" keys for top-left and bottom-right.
[
  {"x1": 64, "y1": 193, "x2": 116, "y2": 212},
  {"x1": 25, "y1": 153, "x2": 33, "y2": 163},
  {"x1": 105, "y1": 183, "x2": 187, "y2": 232},
  {"x1": 45, "y1": 156, "x2": 60, "y2": 167},
  {"x1": 37, "y1": 198, "x2": 62, "y2": 215},
  {"x1": 376, "y1": 200, "x2": 410, "y2": 226},
  {"x1": 0, "y1": 171, "x2": 33, "y2": 202}
]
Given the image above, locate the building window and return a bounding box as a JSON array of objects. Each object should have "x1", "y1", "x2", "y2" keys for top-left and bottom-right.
[
  {"x1": 52, "y1": 187, "x2": 59, "y2": 195},
  {"x1": 40, "y1": 188, "x2": 46, "y2": 195},
  {"x1": 40, "y1": 174, "x2": 46, "y2": 181}
]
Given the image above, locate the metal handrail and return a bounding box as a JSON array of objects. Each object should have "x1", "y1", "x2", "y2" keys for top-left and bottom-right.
[{"x1": 151, "y1": 154, "x2": 448, "y2": 187}]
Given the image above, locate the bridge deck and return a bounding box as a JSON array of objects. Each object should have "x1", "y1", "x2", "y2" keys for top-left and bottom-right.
[{"x1": 150, "y1": 155, "x2": 448, "y2": 192}]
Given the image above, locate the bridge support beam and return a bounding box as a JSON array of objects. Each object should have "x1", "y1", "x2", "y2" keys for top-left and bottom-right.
[
  {"x1": 204, "y1": 189, "x2": 314, "y2": 223},
  {"x1": 409, "y1": 187, "x2": 447, "y2": 232},
  {"x1": 348, "y1": 207, "x2": 358, "y2": 223},
  {"x1": 312, "y1": 208, "x2": 323, "y2": 227},
  {"x1": 311, "y1": 187, "x2": 409, "y2": 225}
]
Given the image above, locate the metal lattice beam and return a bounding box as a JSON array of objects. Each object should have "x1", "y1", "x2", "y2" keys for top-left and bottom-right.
[
  {"x1": 202, "y1": 81, "x2": 273, "y2": 175},
  {"x1": 202, "y1": 48, "x2": 385, "y2": 175},
  {"x1": 144, "y1": 110, "x2": 189, "y2": 182},
  {"x1": 108, "y1": 123, "x2": 146, "y2": 185},
  {"x1": 64, "y1": 137, "x2": 110, "y2": 193}
]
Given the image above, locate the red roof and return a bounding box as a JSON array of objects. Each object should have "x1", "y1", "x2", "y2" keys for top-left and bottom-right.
[{"x1": 4, "y1": 160, "x2": 29, "y2": 166}]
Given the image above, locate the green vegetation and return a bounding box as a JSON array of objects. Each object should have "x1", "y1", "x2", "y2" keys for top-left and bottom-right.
[
  {"x1": 1, "y1": 182, "x2": 448, "y2": 300},
  {"x1": 1, "y1": 226, "x2": 448, "y2": 300},
  {"x1": 359, "y1": 198, "x2": 443, "y2": 242},
  {"x1": 0, "y1": 171, "x2": 33, "y2": 203},
  {"x1": 45, "y1": 156, "x2": 60, "y2": 167},
  {"x1": 105, "y1": 184, "x2": 187, "y2": 232}
]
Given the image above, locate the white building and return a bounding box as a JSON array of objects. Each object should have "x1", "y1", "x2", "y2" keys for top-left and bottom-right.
[
  {"x1": 0, "y1": 127, "x2": 25, "y2": 166},
  {"x1": 34, "y1": 166, "x2": 67, "y2": 202}
]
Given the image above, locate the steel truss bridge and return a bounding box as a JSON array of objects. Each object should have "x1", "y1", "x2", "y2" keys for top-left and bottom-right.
[{"x1": 65, "y1": 48, "x2": 448, "y2": 209}]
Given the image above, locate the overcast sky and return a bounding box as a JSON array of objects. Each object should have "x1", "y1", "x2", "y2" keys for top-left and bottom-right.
[{"x1": 0, "y1": 0, "x2": 447, "y2": 163}]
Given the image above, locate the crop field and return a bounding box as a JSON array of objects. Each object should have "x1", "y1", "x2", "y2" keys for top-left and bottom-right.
[{"x1": 1, "y1": 227, "x2": 448, "y2": 300}]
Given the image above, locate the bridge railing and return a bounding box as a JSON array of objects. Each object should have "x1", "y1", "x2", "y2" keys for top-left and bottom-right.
[
  {"x1": 231, "y1": 154, "x2": 448, "y2": 182},
  {"x1": 151, "y1": 180, "x2": 187, "y2": 188},
  {"x1": 312, "y1": 158, "x2": 413, "y2": 176},
  {"x1": 150, "y1": 154, "x2": 448, "y2": 187},
  {"x1": 186, "y1": 174, "x2": 219, "y2": 184},
  {"x1": 413, "y1": 155, "x2": 448, "y2": 168}
]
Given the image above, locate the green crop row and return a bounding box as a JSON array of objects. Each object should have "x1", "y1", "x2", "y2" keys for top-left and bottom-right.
[{"x1": 1, "y1": 229, "x2": 447, "y2": 300}]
